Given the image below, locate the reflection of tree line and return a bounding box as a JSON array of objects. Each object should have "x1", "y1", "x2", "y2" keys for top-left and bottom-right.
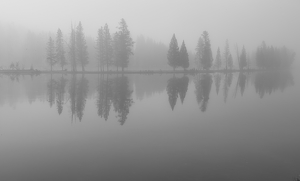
[
  {"x1": 47, "y1": 74, "x2": 133, "y2": 124},
  {"x1": 166, "y1": 71, "x2": 293, "y2": 112},
  {"x1": 97, "y1": 75, "x2": 133, "y2": 125}
]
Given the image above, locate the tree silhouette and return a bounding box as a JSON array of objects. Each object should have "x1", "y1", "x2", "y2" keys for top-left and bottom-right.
[
  {"x1": 56, "y1": 29, "x2": 67, "y2": 70},
  {"x1": 214, "y1": 47, "x2": 222, "y2": 70},
  {"x1": 76, "y1": 22, "x2": 88, "y2": 71},
  {"x1": 96, "y1": 27, "x2": 104, "y2": 72},
  {"x1": 228, "y1": 54, "x2": 233, "y2": 70},
  {"x1": 56, "y1": 75, "x2": 67, "y2": 115},
  {"x1": 194, "y1": 74, "x2": 213, "y2": 112},
  {"x1": 224, "y1": 40, "x2": 230, "y2": 70},
  {"x1": 179, "y1": 41, "x2": 189, "y2": 70},
  {"x1": 116, "y1": 19, "x2": 134, "y2": 71},
  {"x1": 46, "y1": 37, "x2": 56, "y2": 71},
  {"x1": 214, "y1": 73, "x2": 221, "y2": 95},
  {"x1": 239, "y1": 46, "x2": 247, "y2": 70},
  {"x1": 112, "y1": 75, "x2": 133, "y2": 125},
  {"x1": 167, "y1": 34, "x2": 180, "y2": 70},
  {"x1": 76, "y1": 75, "x2": 89, "y2": 121},
  {"x1": 200, "y1": 31, "x2": 213, "y2": 70},
  {"x1": 69, "y1": 25, "x2": 77, "y2": 72},
  {"x1": 195, "y1": 37, "x2": 204, "y2": 69},
  {"x1": 103, "y1": 24, "x2": 113, "y2": 71}
]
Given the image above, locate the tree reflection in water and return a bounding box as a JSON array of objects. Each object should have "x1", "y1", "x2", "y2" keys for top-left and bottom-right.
[
  {"x1": 254, "y1": 71, "x2": 294, "y2": 98},
  {"x1": 166, "y1": 75, "x2": 189, "y2": 110},
  {"x1": 56, "y1": 75, "x2": 67, "y2": 115},
  {"x1": 194, "y1": 73, "x2": 212, "y2": 112},
  {"x1": 223, "y1": 73, "x2": 233, "y2": 103}
]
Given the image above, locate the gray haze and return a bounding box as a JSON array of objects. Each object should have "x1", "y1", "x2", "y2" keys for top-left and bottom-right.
[{"x1": 1, "y1": 0, "x2": 299, "y2": 68}]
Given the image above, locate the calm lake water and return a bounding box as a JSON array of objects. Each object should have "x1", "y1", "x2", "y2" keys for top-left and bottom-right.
[{"x1": 0, "y1": 71, "x2": 299, "y2": 181}]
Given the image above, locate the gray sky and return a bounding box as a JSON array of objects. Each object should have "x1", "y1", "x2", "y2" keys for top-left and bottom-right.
[{"x1": 1, "y1": 0, "x2": 300, "y2": 54}]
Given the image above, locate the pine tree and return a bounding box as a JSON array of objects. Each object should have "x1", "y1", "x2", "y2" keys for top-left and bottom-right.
[
  {"x1": 103, "y1": 23, "x2": 113, "y2": 71},
  {"x1": 239, "y1": 46, "x2": 247, "y2": 70},
  {"x1": 76, "y1": 22, "x2": 88, "y2": 71},
  {"x1": 214, "y1": 47, "x2": 222, "y2": 70},
  {"x1": 195, "y1": 37, "x2": 204, "y2": 69},
  {"x1": 46, "y1": 37, "x2": 56, "y2": 71},
  {"x1": 201, "y1": 31, "x2": 213, "y2": 70},
  {"x1": 224, "y1": 40, "x2": 230, "y2": 70},
  {"x1": 167, "y1": 34, "x2": 179, "y2": 70},
  {"x1": 56, "y1": 29, "x2": 66, "y2": 70},
  {"x1": 69, "y1": 25, "x2": 76, "y2": 72},
  {"x1": 96, "y1": 27, "x2": 104, "y2": 71},
  {"x1": 112, "y1": 32, "x2": 121, "y2": 71},
  {"x1": 117, "y1": 18, "x2": 134, "y2": 71},
  {"x1": 179, "y1": 40, "x2": 189, "y2": 70}
]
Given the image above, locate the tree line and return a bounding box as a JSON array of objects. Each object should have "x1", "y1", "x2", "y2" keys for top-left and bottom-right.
[
  {"x1": 167, "y1": 31, "x2": 295, "y2": 71},
  {"x1": 46, "y1": 19, "x2": 134, "y2": 72}
]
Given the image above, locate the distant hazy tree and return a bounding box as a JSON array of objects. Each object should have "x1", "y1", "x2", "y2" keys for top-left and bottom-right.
[
  {"x1": 239, "y1": 46, "x2": 247, "y2": 70},
  {"x1": 10, "y1": 62, "x2": 15, "y2": 70},
  {"x1": 76, "y1": 22, "x2": 88, "y2": 71},
  {"x1": 56, "y1": 29, "x2": 67, "y2": 70},
  {"x1": 112, "y1": 32, "x2": 122, "y2": 70},
  {"x1": 46, "y1": 37, "x2": 56, "y2": 71},
  {"x1": 195, "y1": 37, "x2": 204, "y2": 69},
  {"x1": 103, "y1": 23, "x2": 113, "y2": 71},
  {"x1": 69, "y1": 25, "x2": 77, "y2": 72},
  {"x1": 228, "y1": 53, "x2": 233, "y2": 69},
  {"x1": 179, "y1": 41, "x2": 189, "y2": 70},
  {"x1": 201, "y1": 31, "x2": 213, "y2": 70},
  {"x1": 96, "y1": 27, "x2": 104, "y2": 71},
  {"x1": 167, "y1": 34, "x2": 180, "y2": 70},
  {"x1": 214, "y1": 47, "x2": 222, "y2": 70},
  {"x1": 224, "y1": 40, "x2": 230, "y2": 70},
  {"x1": 117, "y1": 19, "x2": 134, "y2": 71}
]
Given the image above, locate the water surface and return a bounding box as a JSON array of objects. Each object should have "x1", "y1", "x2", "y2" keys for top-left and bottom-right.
[{"x1": 0, "y1": 71, "x2": 299, "y2": 181}]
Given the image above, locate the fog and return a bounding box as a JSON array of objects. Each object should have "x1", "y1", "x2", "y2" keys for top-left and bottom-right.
[{"x1": 1, "y1": 0, "x2": 299, "y2": 69}]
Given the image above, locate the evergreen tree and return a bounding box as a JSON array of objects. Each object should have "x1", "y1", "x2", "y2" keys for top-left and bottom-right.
[
  {"x1": 69, "y1": 25, "x2": 77, "y2": 72},
  {"x1": 112, "y1": 32, "x2": 121, "y2": 70},
  {"x1": 214, "y1": 47, "x2": 222, "y2": 70},
  {"x1": 167, "y1": 34, "x2": 180, "y2": 70},
  {"x1": 179, "y1": 41, "x2": 189, "y2": 70},
  {"x1": 56, "y1": 29, "x2": 66, "y2": 70},
  {"x1": 224, "y1": 40, "x2": 230, "y2": 70},
  {"x1": 103, "y1": 23, "x2": 113, "y2": 71},
  {"x1": 117, "y1": 18, "x2": 134, "y2": 71},
  {"x1": 96, "y1": 27, "x2": 104, "y2": 71},
  {"x1": 195, "y1": 37, "x2": 204, "y2": 69},
  {"x1": 46, "y1": 37, "x2": 56, "y2": 71},
  {"x1": 201, "y1": 31, "x2": 213, "y2": 70},
  {"x1": 239, "y1": 46, "x2": 247, "y2": 70},
  {"x1": 76, "y1": 22, "x2": 88, "y2": 71}
]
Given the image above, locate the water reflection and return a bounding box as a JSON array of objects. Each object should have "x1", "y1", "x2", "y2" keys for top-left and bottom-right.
[
  {"x1": 194, "y1": 74, "x2": 212, "y2": 112},
  {"x1": 223, "y1": 72, "x2": 233, "y2": 103},
  {"x1": 0, "y1": 71, "x2": 295, "y2": 119},
  {"x1": 166, "y1": 75, "x2": 189, "y2": 110},
  {"x1": 254, "y1": 71, "x2": 294, "y2": 98}
]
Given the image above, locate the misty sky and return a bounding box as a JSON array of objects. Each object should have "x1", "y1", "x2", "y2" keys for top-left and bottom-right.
[{"x1": 1, "y1": 0, "x2": 300, "y2": 54}]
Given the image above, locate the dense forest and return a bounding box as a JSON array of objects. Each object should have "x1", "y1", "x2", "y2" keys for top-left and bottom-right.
[{"x1": 0, "y1": 20, "x2": 296, "y2": 72}]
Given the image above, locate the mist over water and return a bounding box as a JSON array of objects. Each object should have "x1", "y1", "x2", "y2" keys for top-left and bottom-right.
[{"x1": 1, "y1": 0, "x2": 300, "y2": 180}]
